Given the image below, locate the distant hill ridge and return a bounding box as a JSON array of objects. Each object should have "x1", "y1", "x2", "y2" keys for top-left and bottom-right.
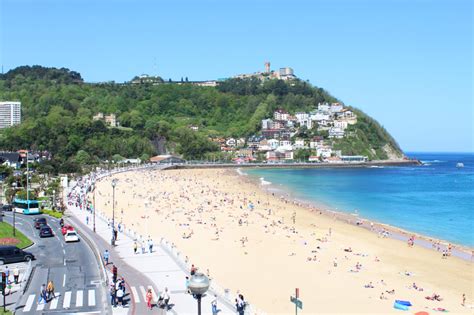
[{"x1": 0, "y1": 66, "x2": 403, "y2": 173}]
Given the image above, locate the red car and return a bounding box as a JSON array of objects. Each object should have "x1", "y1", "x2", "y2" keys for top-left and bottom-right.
[{"x1": 61, "y1": 225, "x2": 75, "y2": 235}]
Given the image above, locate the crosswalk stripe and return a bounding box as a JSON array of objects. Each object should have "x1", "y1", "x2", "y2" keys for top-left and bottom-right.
[
  {"x1": 88, "y1": 289, "x2": 96, "y2": 306},
  {"x1": 131, "y1": 286, "x2": 140, "y2": 303},
  {"x1": 50, "y1": 295, "x2": 59, "y2": 310},
  {"x1": 23, "y1": 294, "x2": 35, "y2": 312},
  {"x1": 76, "y1": 290, "x2": 83, "y2": 307},
  {"x1": 63, "y1": 291, "x2": 72, "y2": 309},
  {"x1": 148, "y1": 285, "x2": 159, "y2": 302},
  {"x1": 139, "y1": 286, "x2": 147, "y2": 302},
  {"x1": 36, "y1": 301, "x2": 45, "y2": 311}
]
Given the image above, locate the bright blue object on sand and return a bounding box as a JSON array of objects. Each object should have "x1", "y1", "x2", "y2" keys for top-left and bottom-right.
[
  {"x1": 393, "y1": 302, "x2": 409, "y2": 310},
  {"x1": 395, "y1": 300, "x2": 412, "y2": 306}
]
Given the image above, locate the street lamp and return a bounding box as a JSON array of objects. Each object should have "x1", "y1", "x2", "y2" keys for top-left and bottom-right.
[
  {"x1": 92, "y1": 183, "x2": 96, "y2": 233},
  {"x1": 52, "y1": 190, "x2": 55, "y2": 210},
  {"x1": 111, "y1": 179, "x2": 117, "y2": 246},
  {"x1": 188, "y1": 272, "x2": 210, "y2": 315},
  {"x1": 11, "y1": 182, "x2": 17, "y2": 237}
]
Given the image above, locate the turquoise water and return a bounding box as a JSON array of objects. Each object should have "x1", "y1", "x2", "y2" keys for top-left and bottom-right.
[{"x1": 245, "y1": 153, "x2": 474, "y2": 247}]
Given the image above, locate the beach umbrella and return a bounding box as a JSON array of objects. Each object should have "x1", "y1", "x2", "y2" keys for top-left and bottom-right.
[{"x1": 414, "y1": 312, "x2": 429, "y2": 315}]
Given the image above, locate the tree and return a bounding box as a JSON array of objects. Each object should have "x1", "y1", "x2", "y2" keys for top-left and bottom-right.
[
  {"x1": 75, "y1": 150, "x2": 91, "y2": 165},
  {"x1": 294, "y1": 149, "x2": 312, "y2": 161},
  {"x1": 112, "y1": 154, "x2": 125, "y2": 162}
]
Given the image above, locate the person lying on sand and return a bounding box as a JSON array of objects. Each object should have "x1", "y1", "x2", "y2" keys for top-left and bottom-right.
[
  {"x1": 385, "y1": 289, "x2": 395, "y2": 295},
  {"x1": 364, "y1": 282, "x2": 374, "y2": 288},
  {"x1": 344, "y1": 247, "x2": 353, "y2": 252},
  {"x1": 426, "y1": 293, "x2": 443, "y2": 301}
]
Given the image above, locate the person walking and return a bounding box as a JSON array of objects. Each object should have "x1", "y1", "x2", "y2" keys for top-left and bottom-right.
[
  {"x1": 47, "y1": 280, "x2": 56, "y2": 300},
  {"x1": 161, "y1": 287, "x2": 170, "y2": 310},
  {"x1": 112, "y1": 265, "x2": 118, "y2": 283},
  {"x1": 13, "y1": 267, "x2": 19, "y2": 284},
  {"x1": 103, "y1": 249, "x2": 110, "y2": 265},
  {"x1": 133, "y1": 241, "x2": 138, "y2": 254},
  {"x1": 116, "y1": 286, "x2": 124, "y2": 307},
  {"x1": 38, "y1": 284, "x2": 47, "y2": 304},
  {"x1": 110, "y1": 283, "x2": 117, "y2": 307},
  {"x1": 211, "y1": 294, "x2": 220, "y2": 315},
  {"x1": 146, "y1": 288, "x2": 153, "y2": 310},
  {"x1": 148, "y1": 238, "x2": 154, "y2": 253}
]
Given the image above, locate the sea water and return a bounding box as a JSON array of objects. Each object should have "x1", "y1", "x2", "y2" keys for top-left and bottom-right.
[{"x1": 246, "y1": 153, "x2": 474, "y2": 247}]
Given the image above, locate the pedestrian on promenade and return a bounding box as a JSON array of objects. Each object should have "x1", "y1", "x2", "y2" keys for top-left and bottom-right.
[
  {"x1": 148, "y1": 238, "x2": 154, "y2": 253},
  {"x1": 133, "y1": 241, "x2": 138, "y2": 254},
  {"x1": 110, "y1": 283, "x2": 117, "y2": 307},
  {"x1": 146, "y1": 288, "x2": 153, "y2": 310},
  {"x1": 235, "y1": 294, "x2": 246, "y2": 315},
  {"x1": 112, "y1": 265, "x2": 118, "y2": 283},
  {"x1": 116, "y1": 286, "x2": 124, "y2": 307},
  {"x1": 104, "y1": 249, "x2": 110, "y2": 265},
  {"x1": 38, "y1": 284, "x2": 47, "y2": 304},
  {"x1": 185, "y1": 276, "x2": 190, "y2": 294},
  {"x1": 114, "y1": 229, "x2": 118, "y2": 241},
  {"x1": 211, "y1": 294, "x2": 220, "y2": 315},
  {"x1": 13, "y1": 267, "x2": 19, "y2": 284},
  {"x1": 47, "y1": 280, "x2": 56, "y2": 300},
  {"x1": 141, "y1": 241, "x2": 145, "y2": 254},
  {"x1": 190, "y1": 264, "x2": 197, "y2": 275},
  {"x1": 86, "y1": 216, "x2": 89, "y2": 225},
  {"x1": 4, "y1": 266, "x2": 9, "y2": 284},
  {"x1": 160, "y1": 287, "x2": 170, "y2": 310}
]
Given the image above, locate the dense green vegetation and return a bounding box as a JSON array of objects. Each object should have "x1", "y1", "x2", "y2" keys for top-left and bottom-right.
[{"x1": 0, "y1": 66, "x2": 402, "y2": 171}]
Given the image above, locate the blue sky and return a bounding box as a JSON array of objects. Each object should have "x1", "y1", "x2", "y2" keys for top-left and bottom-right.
[{"x1": 1, "y1": 0, "x2": 472, "y2": 152}]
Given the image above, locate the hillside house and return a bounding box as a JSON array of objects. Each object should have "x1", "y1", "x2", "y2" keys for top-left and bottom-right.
[
  {"x1": 329, "y1": 127, "x2": 345, "y2": 138},
  {"x1": 261, "y1": 119, "x2": 273, "y2": 130},
  {"x1": 274, "y1": 109, "x2": 289, "y2": 121}
]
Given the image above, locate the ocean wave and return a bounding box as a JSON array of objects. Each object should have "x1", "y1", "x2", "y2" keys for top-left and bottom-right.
[
  {"x1": 421, "y1": 160, "x2": 444, "y2": 163},
  {"x1": 260, "y1": 177, "x2": 271, "y2": 185},
  {"x1": 236, "y1": 168, "x2": 247, "y2": 176}
]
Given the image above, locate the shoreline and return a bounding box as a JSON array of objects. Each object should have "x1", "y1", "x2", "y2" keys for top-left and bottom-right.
[
  {"x1": 165, "y1": 158, "x2": 421, "y2": 170},
  {"x1": 237, "y1": 168, "x2": 473, "y2": 260}
]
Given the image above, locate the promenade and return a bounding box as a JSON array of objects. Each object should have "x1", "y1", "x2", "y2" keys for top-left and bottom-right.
[{"x1": 66, "y1": 181, "x2": 237, "y2": 315}]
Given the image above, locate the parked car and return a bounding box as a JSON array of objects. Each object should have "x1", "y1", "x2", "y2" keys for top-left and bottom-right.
[
  {"x1": 64, "y1": 230, "x2": 79, "y2": 243},
  {"x1": 1, "y1": 204, "x2": 12, "y2": 212},
  {"x1": 0, "y1": 246, "x2": 34, "y2": 264},
  {"x1": 39, "y1": 225, "x2": 54, "y2": 238},
  {"x1": 34, "y1": 217, "x2": 47, "y2": 229},
  {"x1": 61, "y1": 225, "x2": 75, "y2": 235}
]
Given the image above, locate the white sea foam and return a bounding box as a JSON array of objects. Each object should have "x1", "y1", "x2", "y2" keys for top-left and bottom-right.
[
  {"x1": 236, "y1": 168, "x2": 247, "y2": 176},
  {"x1": 260, "y1": 177, "x2": 271, "y2": 185}
]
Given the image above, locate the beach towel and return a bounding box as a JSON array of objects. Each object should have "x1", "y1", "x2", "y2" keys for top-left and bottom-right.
[
  {"x1": 395, "y1": 300, "x2": 412, "y2": 306},
  {"x1": 393, "y1": 302, "x2": 409, "y2": 311}
]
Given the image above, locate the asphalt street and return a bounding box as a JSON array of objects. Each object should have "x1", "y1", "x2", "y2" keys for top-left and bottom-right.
[{"x1": 3, "y1": 212, "x2": 108, "y2": 314}]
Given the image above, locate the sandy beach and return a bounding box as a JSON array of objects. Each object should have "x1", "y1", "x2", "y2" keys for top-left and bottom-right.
[{"x1": 92, "y1": 168, "x2": 473, "y2": 314}]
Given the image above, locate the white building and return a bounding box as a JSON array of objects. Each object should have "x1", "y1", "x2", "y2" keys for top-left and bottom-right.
[
  {"x1": 0, "y1": 101, "x2": 21, "y2": 129},
  {"x1": 268, "y1": 139, "x2": 279, "y2": 150},
  {"x1": 274, "y1": 109, "x2": 289, "y2": 121},
  {"x1": 318, "y1": 103, "x2": 330, "y2": 113},
  {"x1": 226, "y1": 138, "x2": 236, "y2": 147},
  {"x1": 334, "y1": 120, "x2": 348, "y2": 130},
  {"x1": 261, "y1": 119, "x2": 273, "y2": 130},
  {"x1": 310, "y1": 111, "x2": 331, "y2": 122},
  {"x1": 329, "y1": 127, "x2": 345, "y2": 138},
  {"x1": 293, "y1": 139, "x2": 306, "y2": 150},
  {"x1": 317, "y1": 147, "x2": 333, "y2": 158},
  {"x1": 330, "y1": 103, "x2": 344, "y2": 113}
]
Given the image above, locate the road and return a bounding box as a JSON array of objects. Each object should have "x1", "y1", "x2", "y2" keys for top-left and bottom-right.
[{"x1": 3, "y1": 212, "x2": 109, "y2": 314}]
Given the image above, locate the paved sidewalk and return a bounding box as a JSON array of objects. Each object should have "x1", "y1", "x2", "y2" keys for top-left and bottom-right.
[{"x1": 67, "y1": 195, "x2": 237, "y2": 315}]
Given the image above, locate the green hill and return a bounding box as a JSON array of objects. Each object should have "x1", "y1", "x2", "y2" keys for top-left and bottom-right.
[{"x1": 0, "y1": 66, "x2": 403, "y2": 172}]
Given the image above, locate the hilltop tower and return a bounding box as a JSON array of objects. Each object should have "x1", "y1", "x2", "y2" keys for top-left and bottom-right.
[{"x1": 265, "y1": 62, "x2": 270, "y2": 73}]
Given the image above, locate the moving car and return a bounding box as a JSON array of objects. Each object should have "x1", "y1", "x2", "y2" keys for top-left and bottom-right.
[
  {"x1": 39, "y1": 225, "x2": 54, "y2": 238},
  {"x1": 64, "y1": 230, "x2": 80, "y2": 243},
  {"x1": 0, "y1": 246, "x2": 34, "y2": 264},
  {"x1": 61, "y1": 225, "x2": 74, "y2": 235},
  {"x1": 1, "y1": 204, "x2": 12, "y2": 212},
  {"x1": 34, "y1": 217, "x2": 47, "y2": 229}
]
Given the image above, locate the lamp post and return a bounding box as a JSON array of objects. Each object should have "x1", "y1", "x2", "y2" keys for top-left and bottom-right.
[
  {"x1": 11, "y1": 182, "x2": 17, "y2": 237},
  {"x1": 188, "y1": 273, "x2": 210, "y2": 315},
  {"x1": 92, "y1": 183, "x2": 96, "y2": 233},
  {"x1": 52, "y1": 189, "x2": 55, "y2": 210},
  {"x1": 111, "y1": 179, "x2": 117, "y2": 246}
]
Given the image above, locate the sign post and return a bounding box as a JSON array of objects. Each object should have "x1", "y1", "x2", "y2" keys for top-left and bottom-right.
[
  {"x1": 290, "y1": 288, "x2": 303, "y2": 315},
  {"x1": 1, "y1": 272, "x2": 6, "y2": 312}
]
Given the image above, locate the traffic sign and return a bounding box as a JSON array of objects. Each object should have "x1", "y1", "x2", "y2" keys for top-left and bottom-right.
[{"x1": 290, "y1": 296, "x2": 303, "y2": 309}]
